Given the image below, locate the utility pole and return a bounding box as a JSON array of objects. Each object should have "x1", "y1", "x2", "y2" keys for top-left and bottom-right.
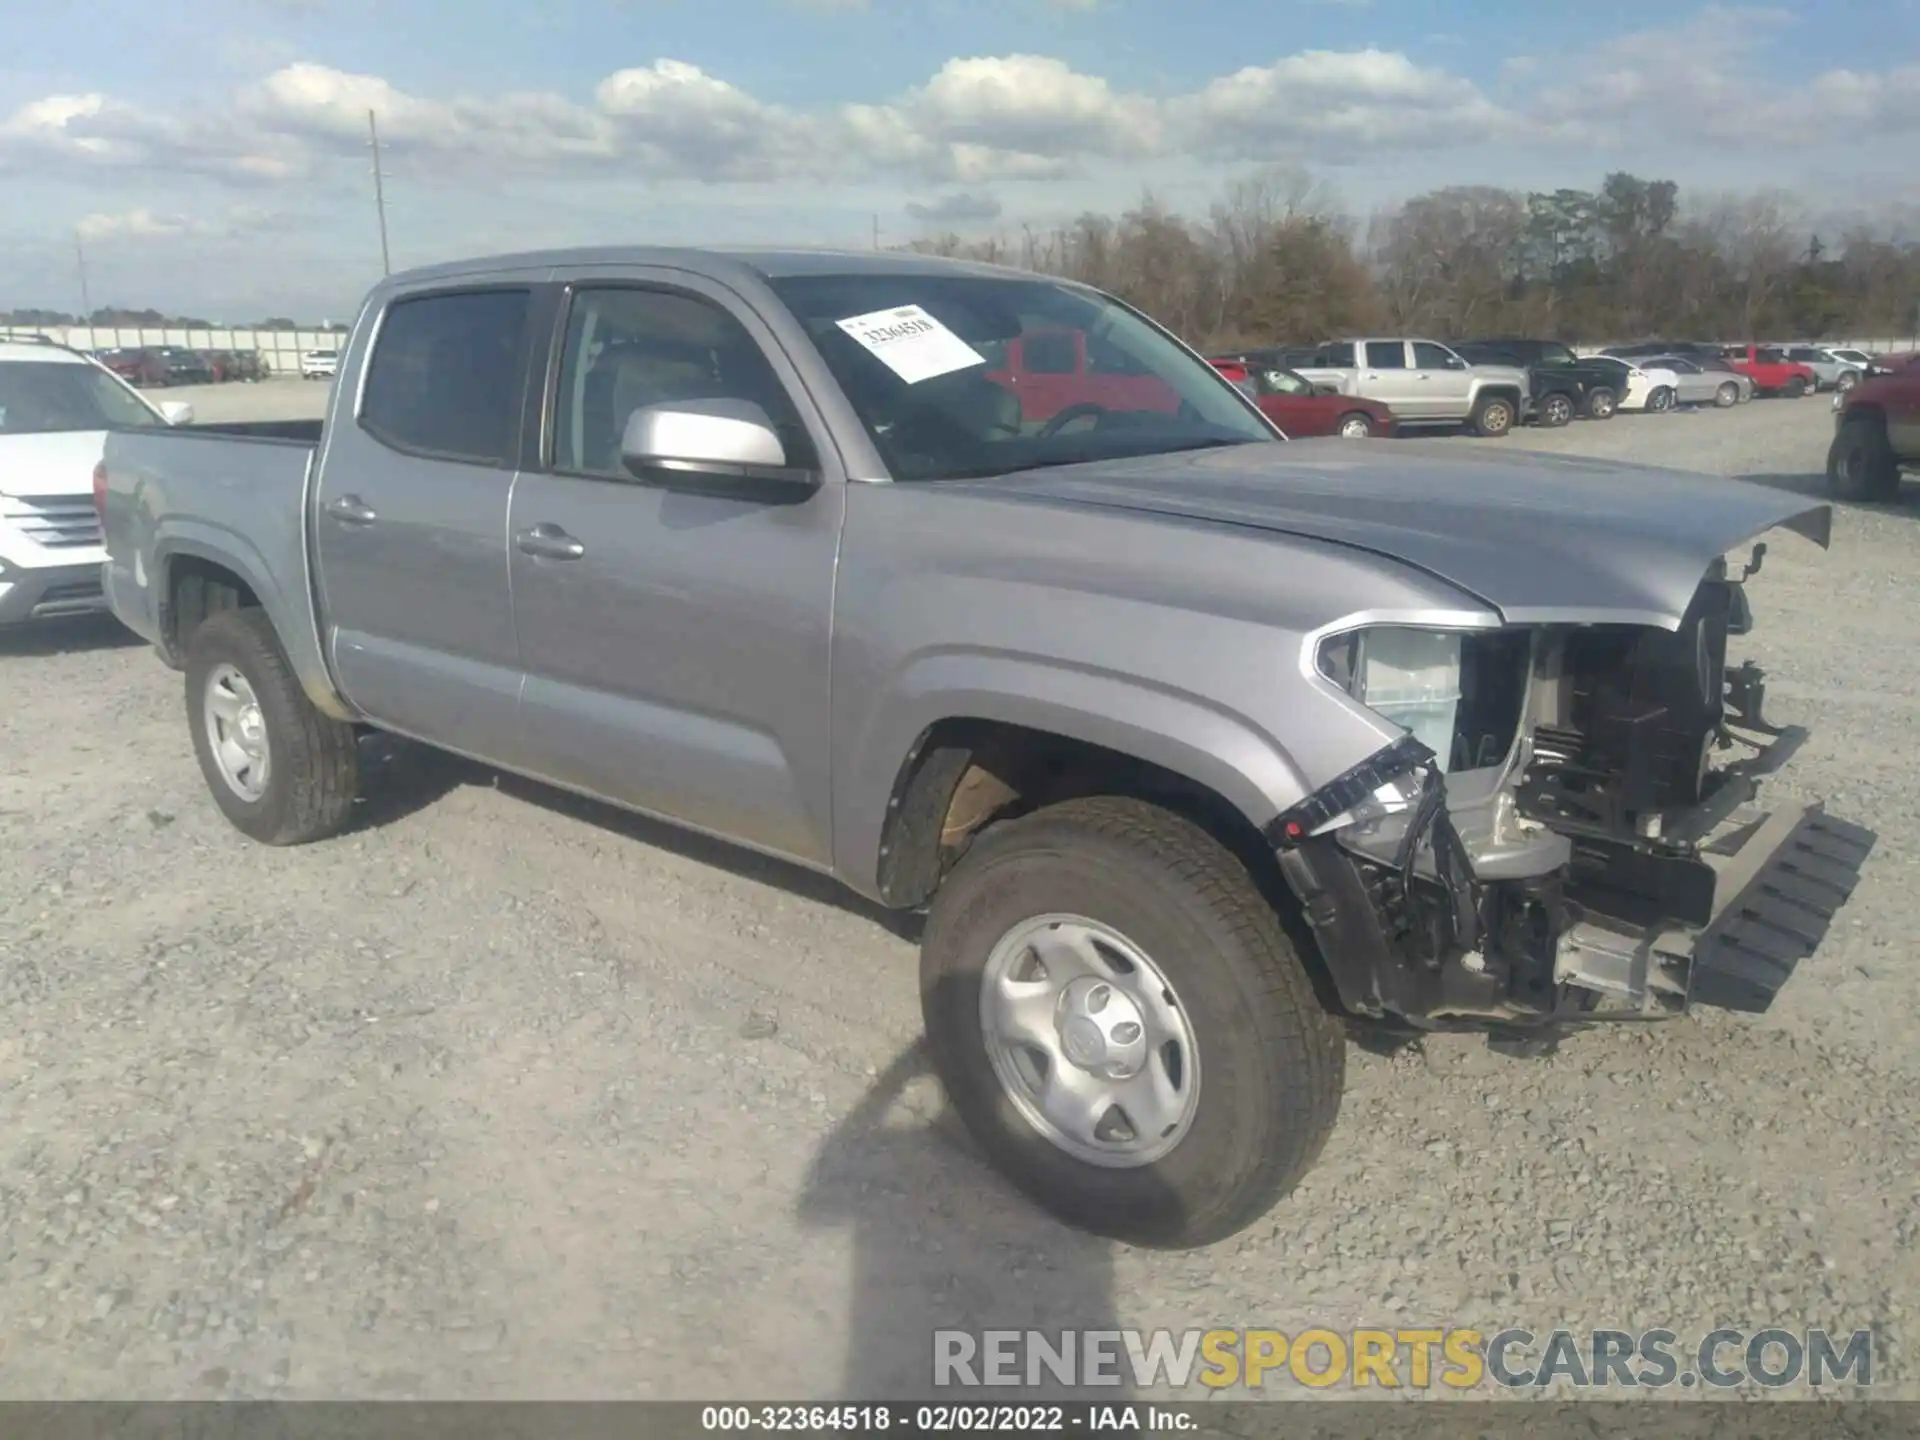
[
  {"x1": 74, "y1": 231, "x2": 94, "y2": 347},
  {"x1": 368, "y1": 108, "x2": 391, "y2": 276},
  {"x1": 872, "y1": 214, "x2": 880, "y2": 251}
]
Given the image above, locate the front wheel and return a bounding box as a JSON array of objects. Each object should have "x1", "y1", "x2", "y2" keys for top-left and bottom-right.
[
  {"x1": 1336, "y1": 412, "x2": 1375, "y2": 439},
  {"x1": 185, "y1": 608, "x2": 360, "y2": 845},
  {"x1": 1785, "y1": 376, "x2": 1809, "y2": 398},
  {"x1": 1715, "y1": 382, "x2": 1740, "y2": 408},
  {"x1": 1836, "y1": 370, "x2": 1860, "y2": 393},
  {"x1": 1470, "y1": 394, "x2": 1515, "y2": 437},
  {"x1": 1538, "y1": 393, "x2": 1574, "y2": 428},
  {"x1": 919, "y1": 796, "x2": 1345, "y2": 1249},
  {"x1": 1647, "y1": 386, "x2": 1675, "y2": 413}
]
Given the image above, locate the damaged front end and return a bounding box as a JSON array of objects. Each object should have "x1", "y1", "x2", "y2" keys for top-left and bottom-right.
[{"x1": 1271, "y1": 543, "x2": 1877, "y2": 1031}]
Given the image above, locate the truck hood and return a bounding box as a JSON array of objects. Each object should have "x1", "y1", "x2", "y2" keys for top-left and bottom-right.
[
  {"x1": 0, "y1": 430, "x2": 106, "y2": 499},
  {"x1": 943, "y1": 439, "x2": 1831, "y2": 630}
]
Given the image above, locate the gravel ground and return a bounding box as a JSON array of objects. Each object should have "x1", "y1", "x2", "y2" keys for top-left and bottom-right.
[{"x1": 3, "y1": 383, "x2": 1916, "y2": 1403}]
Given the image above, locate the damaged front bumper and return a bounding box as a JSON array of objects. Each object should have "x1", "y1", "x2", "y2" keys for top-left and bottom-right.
[{"x1": 1269, "y1": 558, "x2": 1878, "y2": 1031}]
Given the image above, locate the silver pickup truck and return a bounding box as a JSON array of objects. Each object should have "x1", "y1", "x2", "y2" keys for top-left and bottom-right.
[
  {"x1": 100, "y1": 246, "x2": 1875, "y2": 1249},
  {"x1": 1292, "y1": 338, "x2": 1532, "y2": 436}
]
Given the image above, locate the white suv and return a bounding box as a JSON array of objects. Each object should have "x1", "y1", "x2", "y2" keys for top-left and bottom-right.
[
  {"x1": 0, "y1": 338, "x2": 190, "y2": 627},
  {"x1": 300, "y1": 348, "x2": 340, "y2": 379}
]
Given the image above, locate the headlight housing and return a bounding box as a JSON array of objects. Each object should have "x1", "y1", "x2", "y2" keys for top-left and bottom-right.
[{"x1": 1317, "y1": 626, "x2": 1464, "y2": 765}]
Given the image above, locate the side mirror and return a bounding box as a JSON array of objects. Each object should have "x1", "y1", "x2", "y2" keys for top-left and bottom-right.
[
  {"x1": 159, "y1": 401, "x2": 194, "y2": 425},
  {"x1": 620, "y1": 399, "x2": 818, "y2": 495}
]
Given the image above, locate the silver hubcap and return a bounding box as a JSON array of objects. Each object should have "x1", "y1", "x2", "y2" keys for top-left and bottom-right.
[
  {"x1": 1340, "y1": 417, "x2": 1370, "y2": 438},
  {"x1": 204, "y1": 663, "x2": 270, "y2": 801},
  {"x1": 980, "y1": 914, "x2": 1200, "y2": 1168}
]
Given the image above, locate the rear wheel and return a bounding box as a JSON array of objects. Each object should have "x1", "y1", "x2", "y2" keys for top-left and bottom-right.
[
  {"x1": 185, "y1": 608, "x2": 360, "y2": 845},
  {"x1": 1647, "y1": 386, "x2": 1675, "y2": 413},
  {"x1": 1336, "y1": 412, "x2": 1375, "y2": 439},
  {"x1": 919, "y1": 796, "x2": 1345, "y2": 1249},
  {"x1": 1584, "y1": 387, "x2": 1617, "y2": 419},
  {"x1": 1828, "y1": 416, "x2": 1903, "y2": 503},
  {"x1": 1715, "y1": 382, "x2": 1740, "y2": 408},
  {"x1": 1785, "y1": 376, "x2": 1809, "y2": 398},
  {"x1": 1470, "y1": 393, "x2": 1516, "y2": 438},
  {"x1": 1538, "y1": 393, "x2": 1574, "y2": 428}
]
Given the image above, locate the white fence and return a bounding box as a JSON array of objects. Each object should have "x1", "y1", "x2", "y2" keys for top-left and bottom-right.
[{"x1": 0, "y1": 324, "x2": 349, "y2": 377}]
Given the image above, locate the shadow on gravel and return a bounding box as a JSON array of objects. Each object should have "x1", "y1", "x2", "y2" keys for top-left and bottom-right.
[
  {"x1": 799, "y1": 1043, "x2": 1133, "y2": 1402},
  {"x1": 359, "y1": 752, "x2": 927, "y2": 940},
  {"x1": 346, "y1": 732, "x2": 477, "y2": 833},
  {"x1": 0, "y1": 613, "x2": 145, "y2": 657},
  {"x1": 1739, "y1": 471, "x2": 1917, "y2": 518}
]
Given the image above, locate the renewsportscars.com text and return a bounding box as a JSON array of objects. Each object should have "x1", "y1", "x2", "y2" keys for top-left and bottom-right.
[{"x1": 933, "y1": 1327, "x2": 1875, "y2": 1391}]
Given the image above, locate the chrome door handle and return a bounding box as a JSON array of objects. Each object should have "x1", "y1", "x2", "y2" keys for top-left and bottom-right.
[
  {"x1": 326, "y1": 495, "x2": 377, "y2": 525},
  {"x1": 515, "y1": 524, "x2": 585, "y2": 560}
]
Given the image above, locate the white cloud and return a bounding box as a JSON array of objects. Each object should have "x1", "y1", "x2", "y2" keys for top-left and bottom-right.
[
  {"x1": 75, "y1": 208, "x2": 221, "y2": 243},
  {"x1": 1180, "y1": 49, "x2": 1511, "y2": 155},
  {"x1": 5, "y1": 19, "x2": 1918, "y2": 219},
  {"x1": 905, "y1": 190, "x2": 1004, "y2": 223}
]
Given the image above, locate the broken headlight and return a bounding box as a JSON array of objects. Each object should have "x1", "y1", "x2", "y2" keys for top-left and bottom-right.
[
  {"x1": 1317, "y1": 626, "x2": 1464, "y2": 765},
  {"x1": 1317, "y1": 625, "x2": 1533, "y2": 776}
]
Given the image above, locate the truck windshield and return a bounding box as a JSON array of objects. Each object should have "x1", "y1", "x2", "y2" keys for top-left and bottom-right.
[
  {"x1": 0, "y1": 361, "x2": 161, "y2": 434},
  {"x1": 764, "y1": 273, "x2": 1273, "y2": 481}
]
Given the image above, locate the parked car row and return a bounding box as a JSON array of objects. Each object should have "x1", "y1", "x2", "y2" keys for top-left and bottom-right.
[
  {"x1": 1209, "y1": 335, "x2": 1679, "y2": 438},
  {"x1": 94, "y1": 345, "x2": 269, "y2": 386},
  {"x1": 1595, "y1": 340, "x2": 1902, "y2": 397}
]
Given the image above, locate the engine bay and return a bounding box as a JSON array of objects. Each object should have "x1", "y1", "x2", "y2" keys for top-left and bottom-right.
[{"x1": 1275, "y1": 545, "x2": 1876, "y2": 1031}]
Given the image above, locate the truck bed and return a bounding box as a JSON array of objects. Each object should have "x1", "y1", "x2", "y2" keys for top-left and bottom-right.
[{"x1": 100, "y1": 424, "x2": 342, "y2": 716}]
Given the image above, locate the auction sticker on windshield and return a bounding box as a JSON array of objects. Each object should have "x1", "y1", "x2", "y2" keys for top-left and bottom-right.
[{"x1": 835, "y1": 304, "x2": 985, "y2": 385}]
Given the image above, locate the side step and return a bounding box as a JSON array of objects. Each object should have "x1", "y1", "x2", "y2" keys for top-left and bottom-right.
[{"x1": 1687, "y1": 805, "x2": 1878, "y2": 1013}]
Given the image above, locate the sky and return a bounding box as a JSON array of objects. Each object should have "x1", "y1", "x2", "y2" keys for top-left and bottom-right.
[{"x1": 2, "y1": 0, "x2": 1917, "y2": 319}]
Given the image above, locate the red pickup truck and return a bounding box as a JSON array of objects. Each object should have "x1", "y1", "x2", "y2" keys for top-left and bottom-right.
[
  {"x1": 1209, "y1": 358, "x2": 1397, "y2": 438},
  {"x1": 982, "y1": 329, "x2": 1178, "y2": 425},
  {"x1": 1828, "y1": 359, "x2": 1919, "y2": 501},
  {"x1": 1720, "y1": 345, "x2": 1818, "y2": 398}
]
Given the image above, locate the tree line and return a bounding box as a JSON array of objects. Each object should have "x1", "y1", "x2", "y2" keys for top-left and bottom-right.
[{"x1": 910, "y1": 170, "x2": 1920, "y2": 352}]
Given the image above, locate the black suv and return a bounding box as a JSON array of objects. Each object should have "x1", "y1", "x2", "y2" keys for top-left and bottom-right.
[{"x1": 1455, "y1": 338, "x2": 1625, "y2": 424}]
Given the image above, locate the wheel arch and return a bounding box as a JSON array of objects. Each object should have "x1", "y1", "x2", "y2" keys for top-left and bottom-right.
[
  {"x1": 856, "y1": 686, "x2": 1310, "y2": 913},
  {"x1": 154, "y1": 533, "x2": 351, "y2": 720}
]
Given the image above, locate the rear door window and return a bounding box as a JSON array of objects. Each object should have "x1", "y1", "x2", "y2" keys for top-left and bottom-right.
[{"x1": 360, "y1": 288, "x2": 532, "y2": 466}]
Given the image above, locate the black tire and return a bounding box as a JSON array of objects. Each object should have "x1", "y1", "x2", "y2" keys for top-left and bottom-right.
[
  {"x1": 1827, "y1": 416, "x2": 1903, "y2": 503},
  {"x1": 1785, "y1": 376, "x2": 1809, "y2": 398},
  {"x1": 1470, "y1": 393, "x2": 1516, "y2": 437},
  {"x1": 1538, "y1": 393, "x2": 1574, "y2": 428},
  {"x1": 1585, "y1": 387, "x2": 1617, "y2": 420},
  {"x1": 1646, "y1": 386, "x2": 1675, "y2": 413},
  {"x1": 184, "y1": 608, "x2": 359, "y2": 845},
  {"x1": 1715, "y1": 382, "x2": 1740, "y2": 408},
  {"x1": 919, "y1": 796, "x2": 1345, "y2": 1249},
  {"x1": 1335, "y1": 411, "x2": 1375, "y2": 439}
]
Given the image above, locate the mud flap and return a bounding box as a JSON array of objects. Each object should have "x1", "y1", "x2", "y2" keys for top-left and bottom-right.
[{"x1": 1686, "y1": 805, "x2": 1878, "y2": 1013}]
